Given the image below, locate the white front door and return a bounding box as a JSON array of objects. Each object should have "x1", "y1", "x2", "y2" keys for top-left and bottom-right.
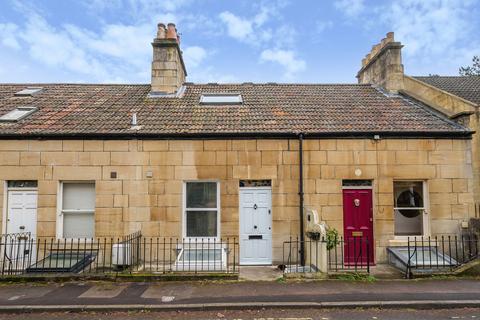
[
  {"x1": 239, "y1": 188, "x2": 272, "y2": 265},
  {"x1": 5, "y1": 188, "x2": 37, "y2": 270},
  {"x1": 6, "y1": 189, "x2": 37, "y2": 236}
]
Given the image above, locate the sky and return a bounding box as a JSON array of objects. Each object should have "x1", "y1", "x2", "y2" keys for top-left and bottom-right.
[{"x1": 0, "y1": 0, "x2": 478, "y2": 84}]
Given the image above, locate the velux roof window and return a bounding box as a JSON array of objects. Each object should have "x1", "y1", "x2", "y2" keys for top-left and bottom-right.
[
  {"x1": 14, "y1": 87, "x2": 44, "y2": 96},
  {"x1": 0, "y1": 107, "x2": 37, "y2": 122},
  {"x1": 200, "y1": 93, "x2": 243, "y2": 105}
]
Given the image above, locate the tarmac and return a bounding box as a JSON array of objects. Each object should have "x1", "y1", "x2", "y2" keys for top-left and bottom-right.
[{"x1": 0, "y1": 278, "x2": 478, "y2": 312}]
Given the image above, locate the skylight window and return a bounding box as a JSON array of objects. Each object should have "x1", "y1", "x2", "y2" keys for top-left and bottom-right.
[
  {"x1": 0, "y1": 107, "x2": 37, "y2": 122},
  {"x1": 14, "y1": 87, "x2": 44, "y2": 96},
  {"x1": 200, "y1": 94, "x2": 243, "y2": 105}
]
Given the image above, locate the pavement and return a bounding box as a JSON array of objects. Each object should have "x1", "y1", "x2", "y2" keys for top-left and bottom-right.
[{"x1": 0, "y1": 278, "x2": 479, "y2": 312}]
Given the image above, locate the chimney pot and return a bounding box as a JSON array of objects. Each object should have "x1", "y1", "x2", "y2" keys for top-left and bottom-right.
[
  {"x1": 157, "y1": 23, "x2": 166, "y2": 39},
  {"x1": 166, "y1": 23, "x2": 177, "y2": 41}
]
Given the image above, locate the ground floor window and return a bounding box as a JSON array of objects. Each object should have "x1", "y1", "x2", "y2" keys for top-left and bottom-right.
[
  {"x1": 61, "y1": 182, "x2": 95, "y2": 238},
  {"x1": 393, "y1": 181, "x2": 426, "y2": 236},
  {"x1": 184, "y1": 181, "x2": 220, "y2": 238}
]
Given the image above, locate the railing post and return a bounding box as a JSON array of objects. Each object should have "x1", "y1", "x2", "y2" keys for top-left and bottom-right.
[{"x1": 406, "y1": 236, "x2": 410, "y2": 279}]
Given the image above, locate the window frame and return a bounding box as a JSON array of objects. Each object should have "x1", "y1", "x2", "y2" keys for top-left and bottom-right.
[
  {"x1": 393, "y1": 180, "x2": 430, "y2": 238},
  {"x1": 182, "y1": 180, "x2": 221, "y2": 240},
  {"x1": 199, "y1": 93, "x2": 243, "y2": 105},
  {"x1": 0, "y1": 107, "x2": 37, "y2": 122},
  {"x1": 56, "y1": 181, "x2": 96, "y2": 240}
]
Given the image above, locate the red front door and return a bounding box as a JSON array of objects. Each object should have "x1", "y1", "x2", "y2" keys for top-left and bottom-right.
[{"x1": 342, "y1": 189, "x2": 374, "y2": 265}]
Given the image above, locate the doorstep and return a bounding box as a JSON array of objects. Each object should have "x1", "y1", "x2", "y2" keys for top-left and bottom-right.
[{"x1": 239, "y1": 265, "x2": 283, "y2": 281}]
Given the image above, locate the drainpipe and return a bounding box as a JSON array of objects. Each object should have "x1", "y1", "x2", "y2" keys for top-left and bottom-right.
[{"x1": 298, "y1": 133, "x2": 306, "y2": 266}]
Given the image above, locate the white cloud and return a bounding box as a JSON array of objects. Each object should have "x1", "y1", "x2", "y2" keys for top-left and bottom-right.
[
  {"x1": 382, "y1": 0, "x2": 475, "y2": 57},
  {"x1": 83, "y1": 0, "x2": 191, "y2": 20},
  {"x1": 260, "y1": 49, "x2": 306, "y2": 79},
  {"x1": 0, "y1": 23, "x2": 21, "y2": 49},
  {"x1": 183, "y1": 46, "x2": 207, "y2": 68},
  {"x1": 218, "y1": 2, "x2": 304, "y2": 79},
  {"x1": 334, "y1": 0, "x2": 365, "y2": 17},
  {"x1": 18, "y1": 13, "x2": 109, "y2": 78},
  {"x1": 218, "y1": 3, "x2": 289, "y2": 46},
  {"x1": 219, "y1": 11, "x2": 253, "y2": 42}
]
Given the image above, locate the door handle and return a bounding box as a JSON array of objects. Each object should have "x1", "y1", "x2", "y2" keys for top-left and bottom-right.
[
  {"x1": 254, "y1": 225, "x2": 257, "y2": 229},
  {"x1": 253, "y1": 204, "x2": 257, "y2": 210}
]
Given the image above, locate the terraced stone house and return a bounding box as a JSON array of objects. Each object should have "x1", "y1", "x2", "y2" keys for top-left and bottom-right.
[{"x1": 0, "y1": 24, "x2": 475, "y2": 267}]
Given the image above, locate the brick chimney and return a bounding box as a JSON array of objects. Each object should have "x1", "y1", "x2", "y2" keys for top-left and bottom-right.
[
  {"x1": 151, "y1": 23, "x2": 187, "y2": 94},
  {"x1": 357, "y1": 32, "x2": 404, "y2": 93}
]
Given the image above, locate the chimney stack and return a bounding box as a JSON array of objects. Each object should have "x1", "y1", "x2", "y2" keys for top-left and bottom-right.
[
  {"x1": 151, "y1": 22, "x2": 187, "y2": 94},
  {"x1": 357, "y1": 32, "x2": 404, "y2": 93}
]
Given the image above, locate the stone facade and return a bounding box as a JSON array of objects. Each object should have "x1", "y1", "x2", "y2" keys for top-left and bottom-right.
[
  {"x1": 0, "y1": 138, "x2": 473, "y2": 263},
  {"x1": 402, "y1": 76, "x2": 480, "y2": 211},
  {"x1": 357, "y1": 33, "x2": 480, "y2": 215}
]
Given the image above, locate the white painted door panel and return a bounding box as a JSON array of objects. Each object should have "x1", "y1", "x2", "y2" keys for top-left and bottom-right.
[
  {"x1": 239, "y1": 188, "x2": 272, "y2": 265},
  {"x1": 5, "y1": 190, "x2": 37, "y2": 270},
  {"x1": 7, "y1": 190, "x2": 37, "y2": 236}
]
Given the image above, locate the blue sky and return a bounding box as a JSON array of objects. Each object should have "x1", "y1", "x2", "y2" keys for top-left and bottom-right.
[{"x1": 0, "y1": 0, "x2": 478, "y2": 84}]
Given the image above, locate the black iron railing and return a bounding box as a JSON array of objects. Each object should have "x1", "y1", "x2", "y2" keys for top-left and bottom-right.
[
  {"x1": 0, "y1": 233, "x2": 238, "y2": 276},
  {"x1": 404, "y1": 234, "x2": 480, "y2": 278},
  {"x1": 282, "y1": 236, "x2": 371, "y2": 273},
  {"x1": 327, "y1": 236, "x2": 371, "y2": 273}
]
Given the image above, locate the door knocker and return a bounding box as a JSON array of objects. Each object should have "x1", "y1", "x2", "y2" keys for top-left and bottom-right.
[
  {"x1": 253, "y1": 204, "x2": 257, "y2": 210},
  {"x1": 354, "y1": 199, "x2": 360, "y2": 207}
]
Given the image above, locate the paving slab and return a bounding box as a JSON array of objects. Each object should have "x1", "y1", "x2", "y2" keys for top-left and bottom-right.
[
  {"x1": 0, "y1": 285, "x2": 54, "y2": 302},
  {"x1": 79, "y1": 284, "x2": 128, "y2": 299}
]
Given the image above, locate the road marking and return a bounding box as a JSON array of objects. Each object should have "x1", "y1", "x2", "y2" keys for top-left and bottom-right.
[
  {"x1": 8, "y1": 295, "x2": 24, "y2": 301},
  {"x1": 161, "y1": 296, "x2": 175, "y2": 303}
]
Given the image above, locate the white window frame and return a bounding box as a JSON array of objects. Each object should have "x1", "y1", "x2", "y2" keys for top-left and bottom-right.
[
  {"x1": 182, "y1": 180, "x2": 221, "y2": 240},
  {"x1": 199, "y1": 93, "x2": 243, "y2": 105},
  {"x1": 0, "y1": 107, "x2": 37, "y2": 122},
  {"x1": 393, "y1": 180, "x2": 430, "y2": 239},
  {"x1": 56, "y1": 181, "x2": 95, "y2": 240}
]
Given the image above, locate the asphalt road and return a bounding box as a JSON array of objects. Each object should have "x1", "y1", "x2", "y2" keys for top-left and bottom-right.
[{"x1": 0, "y1": 308, "x2": 479, "y2": 320}]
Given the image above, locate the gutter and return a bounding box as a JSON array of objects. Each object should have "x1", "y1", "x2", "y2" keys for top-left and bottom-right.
[
  {"x1": 0, "y1": 130, "x2": 473, "y2": 140},
  {"x1": 298, "y1": 133, "x2": 305, "y2": 267}
]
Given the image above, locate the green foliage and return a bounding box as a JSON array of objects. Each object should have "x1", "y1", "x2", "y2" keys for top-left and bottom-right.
[
  {"x1": 326, "y1": 228, "x2": 339, "y2": 251},
  {"x1": 459, "y1": 56, "x2": 480, "y2": 76},
  {"x1": 337, "y1": 272, "x2": 377, "y2": 282}
]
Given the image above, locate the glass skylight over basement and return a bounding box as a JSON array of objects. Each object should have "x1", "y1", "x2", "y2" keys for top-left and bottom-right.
[
  {"x1": 200, "y1": 94, "x2": 243, "y2": 105},
  {"x1": 0, "y1": 107, "x2": 37, "y2": 122}
]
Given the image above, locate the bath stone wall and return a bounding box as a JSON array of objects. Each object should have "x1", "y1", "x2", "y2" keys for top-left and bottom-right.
[{"x1": 0, "y1": 138, "x2": 473, "y2": 263}]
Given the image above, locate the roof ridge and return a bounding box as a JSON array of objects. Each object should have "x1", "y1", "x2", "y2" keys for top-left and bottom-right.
[{"x1": 0, "y1": 83, "x2": 149, "y2": 86}]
